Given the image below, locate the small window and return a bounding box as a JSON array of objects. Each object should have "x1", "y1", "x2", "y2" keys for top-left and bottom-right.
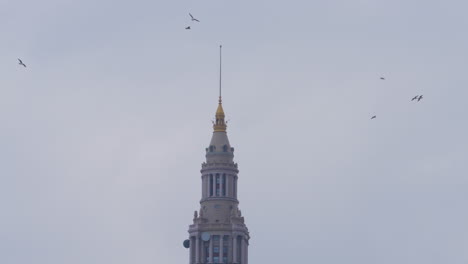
[
  {"x1": 205, "y1": 245, "x2": 210, "y2": 262},
  {"x1": 223, "y1": 145, "x2": 228, "y2": 152},
  {"x1": 213, "y1": 247, "x2": 219, "y2": 253}
]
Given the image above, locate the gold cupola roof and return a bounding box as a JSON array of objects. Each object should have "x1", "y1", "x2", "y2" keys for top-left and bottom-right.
[{"x1": 213, "y1": 96, "x2": 227, "y2": 132}]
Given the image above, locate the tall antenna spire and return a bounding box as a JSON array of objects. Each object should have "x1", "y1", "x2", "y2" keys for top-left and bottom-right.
[
  {"x1": 213, "y1": 45, "x2": 227, "y2": 132},
  {"x1": 219, "y1": 45, "x2": 222, "y2": 103}
]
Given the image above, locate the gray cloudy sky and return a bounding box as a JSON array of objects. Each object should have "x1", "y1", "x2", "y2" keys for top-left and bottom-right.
[{"x1": 1, "y1": 0, "x2": 467, "y2": 263}]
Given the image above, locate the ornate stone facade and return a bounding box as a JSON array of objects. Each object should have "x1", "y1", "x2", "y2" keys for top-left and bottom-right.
[{"x1": 187, "y1": 98, "x2": 249, "y2": 264}]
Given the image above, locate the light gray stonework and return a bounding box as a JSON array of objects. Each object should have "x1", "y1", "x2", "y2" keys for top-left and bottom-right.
[{"x1": 187, "y1": 102, "x2": 249, "y2": 264}]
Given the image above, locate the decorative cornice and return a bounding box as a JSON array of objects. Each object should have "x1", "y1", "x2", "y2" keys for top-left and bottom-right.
[
  {"x1": 201, "y1": 162, "x2": 238, "y2": 170},
  {"x1": 188, "y1": 223, "x2": 249, "y2": 234},
  {"x1": 200, "y1": 197, "x2": 239, "y2": 203}
]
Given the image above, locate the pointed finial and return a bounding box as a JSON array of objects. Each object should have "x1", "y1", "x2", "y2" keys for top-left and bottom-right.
[
  {"x1": 219, "y1": 45, "x2": 222, "y2": 103},
  {"x1": 214, "y1": 45, "x2": 227, "y2": 132}
]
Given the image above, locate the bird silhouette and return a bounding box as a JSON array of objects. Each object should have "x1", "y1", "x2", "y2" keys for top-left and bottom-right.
[
  {"x1": 189, "y1": 13, "x2": 200, "y2": 22},
  {"x1": 411, "y1": 95, "x2": 419, "y2": 101},
  {"x1": 380, "y1": 77, "x2": 385, "y2": 80},
  {"x1": 185, "y1": 26, "x2": 191, "y2": 30},
  {"x1": 417, "y1": 95, "x2": 423, "y2": 102},
  {"x1": 371, "y1": 115, "x2": 376, "y2": 119},
  {"x1": 18, "y1": 58, "x2": 26, "y2": 67}
]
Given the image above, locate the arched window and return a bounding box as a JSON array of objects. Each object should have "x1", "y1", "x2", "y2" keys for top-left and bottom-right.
[
  {"x1": 223, "y1": 235, "x2": 229, "y2": 263},
  {"x1": 204, "y1": 243, "x2": 210, "y2": 263},
  {"x1": 236, "y1": 236, "x2": 242, "y2": 262},
  {"x1": 223, "y1": 144, "x2": 228, "y2": 152},
  {"x1": 209, "y1": 174, "x2": 214, "y2": 197},
  {"x1": 222, "y1": 174, "x2": 226, "y2": 196}
]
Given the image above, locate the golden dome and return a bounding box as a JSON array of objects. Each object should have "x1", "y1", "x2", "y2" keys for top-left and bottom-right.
[{"x1": 213, "y1": 97, "x2": 227, "y2": 132}]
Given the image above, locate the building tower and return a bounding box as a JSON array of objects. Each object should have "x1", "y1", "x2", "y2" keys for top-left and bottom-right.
[
  {"x1": 187, "y1": 96, "x2": 250, "y2": 264},
  {"x1": 187, "y1": 47, "x2": 249, "y2": 264}
]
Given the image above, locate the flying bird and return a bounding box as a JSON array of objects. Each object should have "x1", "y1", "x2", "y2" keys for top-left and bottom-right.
[
  {"x1": 380, "y1": 77, "x2": 385, "y2": 80},
  {"x1": 371, "y1": 115, "x2": 377, "y2": 119},
  {"x1": 411, "y1": 95, "x2": 419, "y2": 101},
  {"x1": 417, "y1": 95, "x2": 423, "y2": 102},
  {"x1": 185, "y1": 26, "x2": 191, "y2": 30},
  {"x1": 18, "y1": 58, "x2": 26, "y2": 67},
  {"x1": 189, "y1": 13, "x2": 200, "y2": 22}
]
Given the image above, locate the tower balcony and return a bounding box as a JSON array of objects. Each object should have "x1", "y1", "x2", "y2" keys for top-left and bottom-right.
[{"x1": 201, "y1": 162, "x2": 238, "y2": 172}]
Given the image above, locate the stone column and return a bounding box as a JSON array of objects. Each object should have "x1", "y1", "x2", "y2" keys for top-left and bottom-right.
[
  {"x1": 232, "y1": 236, "x2": 237, "y2": 263},
  {"x1": 195, "y1": 236, "x2": 200, "y2": 263},
  {"x1": 219, "y1": 235, "x2": 224, "y2": 263},
  {"x1": 234, "y1": 178, "x2": 237, "y2": 198},
  {"x1": 202, "y1": 176, "x2": 205, "y2": 199},
  {"x1": 245, "y1": 240, "x2": 248, "y2": 264},
  {"x1": 212, "y1": 175, "x2": 216, "y2": 197},
  {"x1": 227, "y1": 235, "x2": 232, "y2": 263},
  {"x1": 241, "y1": 238, "x2": 246, "y2": 264},
  {"x1": 189, "y1": 237, "x2": 193, "y2": 264},
  {"x1": 201, "y1": 241, "x2": 205, "y2": 263},
  {"x1": 207, "y1": 176, "x2": 210, "y2": 198}
]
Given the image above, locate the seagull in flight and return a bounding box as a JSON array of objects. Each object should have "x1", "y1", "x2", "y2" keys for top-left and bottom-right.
[
  {"x1": 417, "y1": 95, "x2": 423, "y2": 102},
  {"x1": 18, "y1": 58, "x2": 26, "y2": 67},
  {"x1": 371, "y1": 115, "x2": 377, "y2": 119},
  {"x1": 189, "y1": 13, "x2": 200, "y2": 22},
  {"x1": 185, "y1": 26, "x2": 191, "y2": 30},
  {"x1": 411, "y1": 95, "x2": 419, "y2": 101},
  {"x1": 380, "y1": 77, "x2": 385, "y2": 80}
]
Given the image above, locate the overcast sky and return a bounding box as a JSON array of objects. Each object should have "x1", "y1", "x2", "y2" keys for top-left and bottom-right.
[{"x1": 1, "y1": 0, "x2": 467, "y2": 263}]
